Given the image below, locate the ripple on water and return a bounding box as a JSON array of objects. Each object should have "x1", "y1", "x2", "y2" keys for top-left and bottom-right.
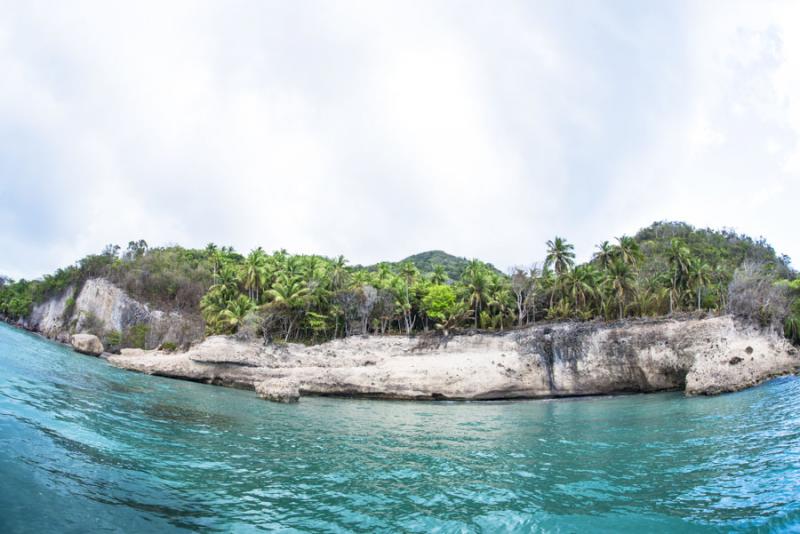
[{"x1": 1, "y1": 323, "x2": 799, "y2": 532}]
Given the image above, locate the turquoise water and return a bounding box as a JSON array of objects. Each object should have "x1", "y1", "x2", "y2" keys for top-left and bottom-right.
[{"x1": 1, "y1": 322, "x2": 799, "y2": 533}]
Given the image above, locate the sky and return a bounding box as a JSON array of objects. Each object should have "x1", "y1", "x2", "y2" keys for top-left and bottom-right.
[{"x1": 1, "y1": 0, "x2": 799, "y2": 279}]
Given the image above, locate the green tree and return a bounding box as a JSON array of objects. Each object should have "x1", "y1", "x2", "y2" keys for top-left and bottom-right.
[
  {"x1": 545, "y1": 236, "x2": 575, "y2": 276},
  {"x1": 462, "y1": 260, "x2": 489, "y2": 328},
  {"x1": 605, "y1": 259, "x2": 635, "y2": 320},
  {"x1": 243, "y1": 247, "x2": 268, "y2": 303},
  {"x1": 667, "y1": 238, "x2": 692, "y2": 314}
]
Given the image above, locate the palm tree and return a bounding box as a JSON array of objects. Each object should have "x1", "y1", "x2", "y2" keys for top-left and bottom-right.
[
  {"x1": 688, "y1": 259, "x2": 712, "y2": 310},
  {"x1": 545, "y1": 237, "x2": 575, "y2": 276},
  {"x1": 605, "y1": 259, "x2": 635, "y2": 320},
  {"x1": 243, "y1": 247, "x2": 268, "y2": 303},
  {"x1": 462, "y1": 260, "x2": 489, "y2": 328},
  {"x1": 594, "y1": 241, "x2": 614, "y2": 270},
  {"x1": 486, "y1": 276, "x2": 513, "y2": 330},
  {"x1": 265, "y1": 274, "x2": 311, "y2": 341},
  {"x1": 219, "y1": 295, "x2": 254, "y2": 332},
  {"x1": 430, "y1": 264, "x2": 448, "y2": 285},
  {"x1": 667, "y1": 238, "x2": 691, "y2": 314},
  {"x1": 199, "y1": 286, "x2": 228, "y2": 334},
  {"x1": 571, "y1": 265, "x2": 599, "y2": 316},
  {"x1": 329, "y1": 255, "x2": 350, "y2": 291},
  {"x1": 615, "y1": 236, "x2": 643, "y2": 267},
  {"x1": 376, "y1": 263, "x2": 393, "y2": 287},
  {"x1": 206, "y1": 245, "x2": 226, "y2": 285}
]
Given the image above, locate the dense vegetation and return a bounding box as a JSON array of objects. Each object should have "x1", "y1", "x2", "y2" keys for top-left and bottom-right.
[
  {"x1": 363, "y1": 250, "x2": 502, "y2": 281},
  {"x1": 1, "y1": 222, "x2": 798, "y2": 346}
]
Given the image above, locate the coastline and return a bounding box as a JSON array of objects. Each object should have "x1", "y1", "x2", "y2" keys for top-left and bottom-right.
[
  {"x1": 5, "y1": 310, "x2": 798, "y2": 403},
  {"x1": 107, "y1": 314, "x2": 800, "y2": 402}
]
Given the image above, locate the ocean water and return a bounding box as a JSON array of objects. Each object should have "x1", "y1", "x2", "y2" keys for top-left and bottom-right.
[{"x1": 1, "y1": 322, "x2": 799, "y2": 533}]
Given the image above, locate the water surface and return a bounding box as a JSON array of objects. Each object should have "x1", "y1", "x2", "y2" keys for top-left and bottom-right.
[{"x1": 1, "y1": 322, "x2": 799, "y2": 532}]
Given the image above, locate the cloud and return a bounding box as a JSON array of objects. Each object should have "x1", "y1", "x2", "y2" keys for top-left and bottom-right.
[{"x1": 0, "y1": 0, "x2": 798, "y2": 279}]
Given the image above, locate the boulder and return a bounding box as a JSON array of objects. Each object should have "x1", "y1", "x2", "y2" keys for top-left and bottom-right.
[
  {"x1": 71, "y1": 334, "x2": 105, "y2": 356},
  {"x1": 256, "y1": 379, "x2": 300, "y2": 403}
]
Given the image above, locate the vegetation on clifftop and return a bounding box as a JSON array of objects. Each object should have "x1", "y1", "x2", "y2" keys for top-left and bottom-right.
[{"x1": 1, "y1": 221, "x2": 797, "y2": 347}]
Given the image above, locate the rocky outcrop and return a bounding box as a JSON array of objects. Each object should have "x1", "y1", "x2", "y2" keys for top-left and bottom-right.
[
  {"x1": 255, "y1": 379, "x2": 300, "y2": 403},
  {"x1": 24, "y1": 278, "x2": 203, "y2": 350},
  {"x1": 71, "y1": 333, "x2": 104, "y2": 356},
  {"x1": 109, "y1": 315, "x2": 800, "y2": 402}
]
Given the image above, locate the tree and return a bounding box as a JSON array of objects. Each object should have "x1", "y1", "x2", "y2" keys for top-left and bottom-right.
[
  {"x1": 594, "y1": 241, "x2": 614, "y2": 270},
  {"x1": 728, "y1": 261, "x2": 790, "y2": 331},
  {"x1": 615, "y1": 235, "x2": 643, "y2": 267},
  {"x1": 265, "y1": 274, "x2": 310, "y2": 340},
  {"x1": 430, "y1": 264, "x2": 448, "y2": 285},
  {"x1": 687, "y1": 259, "x2": 712, "y2": 310},
  {"x1": 462, "y1": 260, "x2": 489, "y2": 328},
  {"x1": 243, "y1": 247, "x2": 268, "y2": 303},
  {"x1": 545, "y1": 237, "x2": 575, "y2": 276},
  {"x1": 486, "y1": 276, "x2": 514, "y2": 330},
  {"x1": 421, "y1": 284, "x2": 457, "y2": 324},
  {"x1": 667, "y1": 238, "x2": 691, "y2": 314},
  {"x1": 605, "y1": 259, "x2": 635, "y2": 320},
  {"x1": 219, "y1": 295, "x2": 255, "y2": 332},
  {"x1": 510, "y1": 268, "x2": 531, "y2": 327}
]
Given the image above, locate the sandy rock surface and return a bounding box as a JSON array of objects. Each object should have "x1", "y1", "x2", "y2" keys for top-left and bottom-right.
[
  {"x1": 71, "y1": 333, "x2": 104, "y2": 356},
  {"x1": 108, "y1": 315, "x2": 799, "y2": 402}
]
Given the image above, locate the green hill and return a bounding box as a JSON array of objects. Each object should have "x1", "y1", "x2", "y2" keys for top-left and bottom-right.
[
  {"x1": 365, "y1": 250, "x2": 502, "y2": 281},
  {"x1": 632, "y1": 221, "x2": 792, "y2": 279}
]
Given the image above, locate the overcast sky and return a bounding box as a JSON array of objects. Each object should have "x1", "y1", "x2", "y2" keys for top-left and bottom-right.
[{"x1": 1, "y1": 1, "x2": 798, "y2": 279}]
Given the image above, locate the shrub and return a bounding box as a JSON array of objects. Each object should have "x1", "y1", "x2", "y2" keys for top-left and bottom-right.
[
  {"x1": 81, "y1": 311, "x2": 105, "y2": 336},
  {"x1": 105, "y1": 330, "x2": 122, "y2": 352},
  {"x1": 160, "y1": 341, "x2": 178, "y2": 352},
  {"x1": 62, "y1": 296, "x2": 76, "y2": 323},
  {"x1": 124, "y1": 324, "x2": 150, "y2": 349},
  {"x1": 728, "y1": 261, "x2": 790, "y2": 331}
]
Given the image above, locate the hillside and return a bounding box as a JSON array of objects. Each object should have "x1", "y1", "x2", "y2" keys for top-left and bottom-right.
[
  {"x1": 633, "y1": 221, "x2": 792, "y2": 279},
  {"x1": 363, "y1": 250, "x2": 502, "y2": 281}
]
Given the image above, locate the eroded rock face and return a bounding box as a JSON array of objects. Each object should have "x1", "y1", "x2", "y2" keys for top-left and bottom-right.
[
  {"x1": 71, "y1": 334, "x2": 104, "y2": 356},
  {"x1": 109, "y1": 315, "x2": 800, "y2": 402},
  {"x1": 25, "y1": 278, "x2": 203, "y2": 350},
  {"x1": 28, "y1": 287, "x2": 75, "y2": 338}
]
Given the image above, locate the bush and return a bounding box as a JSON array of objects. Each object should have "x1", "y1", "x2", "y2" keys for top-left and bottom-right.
[
  {"x1": 62, "y1": 296, "x2": 76, "y2": 322},
  {"x1": 160, "y1": 341, "x2": 178, "y2": 352},
  {"x1": 104, "y1": 330, "x2": 122, "y2": 352},
  {"x1": 124, "y1": 324, "x2": 150, "y2": 349},
  {"x1": 81, "y1": 311, "x2": 105, "y2": 336},
  {"x1": 728, "y1": 261, "x2": 790, "y2": 331}
]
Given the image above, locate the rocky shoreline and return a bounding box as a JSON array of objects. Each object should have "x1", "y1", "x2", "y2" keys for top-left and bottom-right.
[
  {"x1": 106, "y1": 315, "x2": 799, "y2": 402},
  {"x1": 6, "y1": 276, "x2": 798, "y2": 403}
]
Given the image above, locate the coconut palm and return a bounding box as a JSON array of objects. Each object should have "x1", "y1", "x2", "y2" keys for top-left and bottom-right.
[
  {"x1": 688, "y1": 259, "x2": 713, "y2": 310},
  {"x1": 605, "y1": 259, "x2": 635, "y2": 320},
  {"x1": 243, "y1": 247, "x2": 268, "y2": 303},
  {"x1": 329, "y1": 255, "x2": 350, "y2": 291},
  {"x1": 667, "y1": 238, "x2": 692, "y2": 314},
  {"x1": 486, "y1": 276, "x2": 514, "y2": 330},
  {"x1": 462, "y1": 260, "x2": 489, "y2": 328},
  {"x1": 615, "y1": 236, "x2": 643, "y2": 267},
  {"x1": 219, "y1": 295, "x2": 254, "y2": 332},
  {"x1": 430, "y1": 264, "x2": 448, "y2": 285},
  {"x1": 265, "y1": 274, "x2": 311, "y2": 341},
  {"x1": 594, "y1": 241, "x2": 614, "y2": 270},
  {"x1": 545, "y1": 237, "x2": 575, "y2": 276}
]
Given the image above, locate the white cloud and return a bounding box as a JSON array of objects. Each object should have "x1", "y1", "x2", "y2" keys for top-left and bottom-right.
[{"x1": 0, "y1": 0, "x2": 798, "y2": 279}]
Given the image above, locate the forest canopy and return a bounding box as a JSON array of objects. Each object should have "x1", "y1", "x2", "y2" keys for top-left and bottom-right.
[{"x1": 1, "y1": 221, "x2": 797, "y2": 346}]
